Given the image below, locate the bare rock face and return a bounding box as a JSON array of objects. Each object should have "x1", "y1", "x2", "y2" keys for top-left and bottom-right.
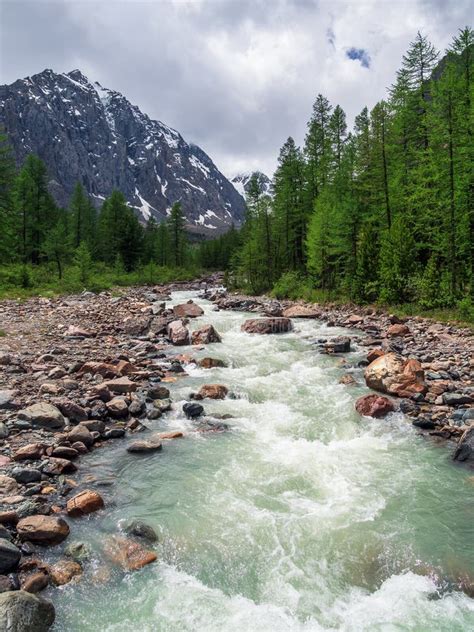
[
  {"x1": 103, "y1": 535, "x2": 157, "y2": 571},
  {"x1": 18, "y1": 403, "x2": 65, "y2": 430},
  {"x1": 241, "y1": 318, "x2": 292, "y2": 335},
  {"x1": 191, "y1": 324, "x2": 222, "y2": 345},
  {"x1": 355, "y1": 394, "x2": 395, "y2": 418},
  {"x1": 173, "y1": 302, "x2": 204, "y2": 318},
  {"x1": 66, "y1": 490, "x2": 104, "y2": 517},
  {"x1": 17, "y1": 515, "x2": 70, "y2": 546},
  {"x1": 0, "y1": 590, "x2": 55, "y2": 631},
  {"x1": 364, "y1": 353, "x2": 426, "y2": 397},
  {"x1": 196, "y1": 384, "x2": 228, "y2": 400},
  {"x1": 167, "y1": 320, "x2": 190, "y2": 346},
  {"x1": 281, "y1": 305, "x2": 320, "y2": 318}
]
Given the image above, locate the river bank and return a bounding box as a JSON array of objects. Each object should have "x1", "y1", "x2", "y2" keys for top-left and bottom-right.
[{"x1": 0, "y1": 279, "x2": 473, "y2": 630}]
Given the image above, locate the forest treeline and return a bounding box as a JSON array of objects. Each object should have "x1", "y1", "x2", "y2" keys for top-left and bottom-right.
[{"x1": 210, "y1": 28, "x2": 473, "y2": 316}]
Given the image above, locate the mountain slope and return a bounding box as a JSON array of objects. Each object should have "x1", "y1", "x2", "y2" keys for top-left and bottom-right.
[{"x1": 0, "y1": 69, "x2": 245, "y2": 234}]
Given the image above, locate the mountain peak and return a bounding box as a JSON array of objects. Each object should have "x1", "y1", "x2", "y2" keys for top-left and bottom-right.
[
  {"x1": 231, "y1": 171, "x2": 271, "y2": 197},
  {"x1": 0, "y1": 68, "x2": 245, "y2": 234}
]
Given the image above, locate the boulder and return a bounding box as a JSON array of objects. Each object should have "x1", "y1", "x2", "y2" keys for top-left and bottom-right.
[
  {"x1": 173, "y1": 302, "x2": 204, "y2": 318},
  {"x1": 100, "y1": 377, "x2": 137, "y2": 394},
  {"x1": 0, "y1": 540, "x2": 21, "y2": 574},
  {"x1": 17, "y1": 515, "x2": 70, "y2": 545},
  {"x1": 387, "y1": 323, "x2": 410, "y2": 337},
  {"x1": 49, "y1": 559, "x2": 82, "y2": 586},
  {"x1": 167, "y1": 320, "x2": 190, "y2": 346},
  {"x1": 66, "y1": 490, "x2": 104, "y2": 517},
  {"x1": 241, "y1": 318, "x2": 292, "y2": 335},
  {"x1": 281, "y1": 305, "x2": 320, "y2": 318},
  {"x1": 13, "y1": 443, "x2": 46, "y2": 461},
  {"x1": 124, "y1": 520, "x2": 158, "y2": 543},
  {"x1": 0, "y1": 590, "x2": 55, "y2": 631},
  {"x1": 67, "y1": 424, "x2": 94, "y2": 447},
  {"x1": 65, "y1": 541, "x2": 91, "y2": 561},
  {"x1": 103, "y1": 535, "x2": 157, "y2": 571},
  {"x1": 367, "y1": 348, "x2": 384, "y2": 364},
  {"x1": 196, "y1": 384, "x2": 228, "y2": 400},
  {"x1": 122, "y1": 316, "x2": 151, "y2": 336},
  {"x1": 21, "y1": 572, "x2": 49, "y2": 594},
  {"x1": 364, "y1": 353, "x2": 426, "y2": 397},
  {"x1": 106, "y1": 397, "x2": 129, "y2": 419},
  {"x1": 127, "y1": 440, "x2": 162, "y2": 454},
  {"x1": 452, "y1": 427, "x2": 474, "y2": 463},
  {"x1": 183, "y1": 402, "x2": 204, "y2": 418},
  {"x1": 324, "y1": 336, "x2": 351, "y2": 353},
  {"x1": 17, "y1": 403, "x2": 65, "y2": 430},
  {"x1": 442, "y1": 392, "x2": 473, "y2": 406},
  {"x1": 346, "y1": 314, "x2": 364, "y2": 325},
  {"x1": 0, "y1": 476, "x2": 18, "y2": 495},
  {"x1": 11, "y1": 467, "x2": 42, "y2": 484},
  {"x1": 147, "y1": 385, "x2": 170, "y2": 400},
  {"x1": 339, "y1": 374, "x2": 356, "y2": 385},
  {"x1": 66, "y1": 325, "x2": 93, "y2": 338},
  {"x1": 355, "y1": 394, "x2": 395, "y2": 418},
  {"x1": 191, "y1": 324, "x2": 222, "y2": 345},
  {"x1": 199, "y1": 357, "x2": 226, "y2": 369},
  {"x1": 54, "y1": 400, "x2": 88, "y2": 423},
  {"x1": 0, "y1": 389, "x2": 18, "y2": 411},
  {"x1": 42, "y1": 457, "x2": 77, "y2": 476}
]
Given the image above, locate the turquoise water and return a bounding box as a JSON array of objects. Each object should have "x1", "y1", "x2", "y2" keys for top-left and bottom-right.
[{"x1": 48, "y1": 291, "x2": 474, "y2": 631}]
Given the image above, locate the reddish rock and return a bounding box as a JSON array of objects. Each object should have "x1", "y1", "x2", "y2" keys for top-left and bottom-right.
[
  {"x1": 199, "y1": 357, "x2": 226, "y2": 369},
  {"x1": 281, "y1": 305, "x2": 320, "y2": 318},
  {"x1": 49, "y1": 559, "x2": 82, "y2": 586},
  {"x1": 173, "y1": 302, "x2": 204, "y2": 318},
  {"x1": 103, "y1": 535, "x2": 157, "y2": 571},
  {"x1": 100, "y1": 377, "x2": 137, "y2": 394},
  {"x1": 367, "y1": 348, "x2": 384, "y2": 364},
  {"x1": 197, "y1": 384, "x2": 228, "y2": 400},
  {"x1": 21, "y1": 571, "x2": 49, "y2": 593},
  {"x1": 54, "y1": 399, "x2": 88, "y2": 423},
  {"x1": 365, "y1": 353, "x2": 426, "y2": 397},
  {"x1": 355, "y1": 394, "x2": 395, "y2": 418},
  {"x1": 43, "y1": 457, "x2": 77, "y2": 475},
  {"x1": 127, "y1": 440, "x2": 162, "y2": 453},
  {"x1": 106, "y1": 397, "x2": 129, "y2": 418},
  {"x1": 241, "y1": 318, "x2": 292, "y2": 335},
  {"x1": 66, "y1": 489, "x2": 104, "y2": 517},
  {"x1": 122, "y1": 315, "x2": 151, "y2": 335},
  {"x1": 387, "y1": 323, "x2": 410, "y2": 337},
  {"x1": 346, "y1": 314, "x2": 364, "y2": 325},
  {"x1": 12, "y1": 443, "x2": 47, "y2": 461},
  {"x1": 191, "y1": 324, "x2": 222, "y2": 345},
  {"x1": 17, "y1": 515, "x2": 70, "y2": 545},
  {"x1": 339, "y1": 374, "x2": 356, "y2": 385},
  {"x1": 154, "y1": 431, "x2": 184, "y2": 440}
]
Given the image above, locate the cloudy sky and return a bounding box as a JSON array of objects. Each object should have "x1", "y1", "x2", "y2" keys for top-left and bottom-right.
[{"x1": 0, "y1": 0, "x2": 471, "y2": 178}]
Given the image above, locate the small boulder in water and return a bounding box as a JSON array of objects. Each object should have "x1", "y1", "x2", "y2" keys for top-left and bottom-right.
[
  {"x1": 324, "y1": 337, "x2": 351, "y2": 354},
  {"x1": 127, "y1": 440, "x2": 163, "y2": 454},
  {"x1": 124, "y1": 520, "x2": 158, "y2": 543},
  {"x1": 199, "y1": 357, "x2": 226, "y2": 369},
  {"x1": 196, "y1": 384, "x2": 228, "y2": 400},
  {"x1": 355, "y1": 394, "x2": 395, "y2": 418},
  {"x1": 172, "y1": 302, "x2": 204, "y2": 318},
  {"x1": 241, "y1": 318, "x2": 292, "y2": 335},
  {"x1": 183, "y1": 402, "x2": 204, "y2": 418},
  {"x1": 191, "y1": 324, "x2": 222, "y2": 345},
  {"x1": 0, "y1": 590, "x2": 55, "y2": 631}
]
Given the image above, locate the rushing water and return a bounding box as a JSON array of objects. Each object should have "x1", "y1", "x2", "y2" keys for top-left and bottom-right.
[{"x1": 48, "y1": 291, "x2": 474, "y2": 631}]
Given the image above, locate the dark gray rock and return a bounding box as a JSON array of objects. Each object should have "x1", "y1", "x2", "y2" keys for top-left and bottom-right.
[
  {"x1": 0, "y1": 590, "x2": 55, "y2": 631},
  {"x1": 0, "y1": 390, "x2": 18, "y2": 411},
  {"x1": 183, "y1": 402, "x2": 204, "y2": 419},
  {"x1": 0, "y1": 541, "x2": 21, "y2": 574},
  {"x1": 453, "y1": 427, "x2": 474, "y2": 463},
  {"x1": 324, "y1": 336, "x2": 351, "y2": 354},
  {"x1": 124, "y1": 520, "x2": 158, "y2": 543},
  {"x1": 443, "y1": 392, "x2": 473, "y2": 406}
]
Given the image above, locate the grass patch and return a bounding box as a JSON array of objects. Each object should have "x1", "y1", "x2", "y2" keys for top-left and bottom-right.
[{"x1": 0, "y1": 330, "x2": 6, "y2": 337}]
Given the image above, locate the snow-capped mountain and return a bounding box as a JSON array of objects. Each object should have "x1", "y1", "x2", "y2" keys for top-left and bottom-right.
[
  {"x1": 231, "y1": 171, "x2": 272, "y2": 198},
  {"x1": 0, "y1": 69, "x2": 245, "y2": 233}
]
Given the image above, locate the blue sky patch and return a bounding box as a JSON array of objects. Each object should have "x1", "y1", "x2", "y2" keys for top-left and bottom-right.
[{"x1": 346, "y1": 47, "x2": 371, "y2": 68}]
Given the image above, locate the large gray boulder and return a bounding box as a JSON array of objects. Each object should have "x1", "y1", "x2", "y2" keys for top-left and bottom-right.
[
  {"x1": 0, "y1": 590, "x2": 55, "y2": 631},
  {"x1": 17, "y1": 403, "x2": 65, "y2": 430},
  {"x1": 0, "y1": 540, "x2": 21, "y2": 574},
  {"x1": 453, "y1": 427, "x2": 474, "y2": 463}
]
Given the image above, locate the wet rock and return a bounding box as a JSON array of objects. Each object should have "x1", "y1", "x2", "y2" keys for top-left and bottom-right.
[
  {"x1": 103, "y1": 535, "x2": 157, "y2": 571},
  {"x1": 0, "y1": 540, "x2": 21, "y2": 574},
  {"x1": 153, "y1": 398, "x2": 171, "y2": 413},
  {"x1": 124, "y1": 520, "x2": 158, "y2": 543},
  {"x1": 339, "y1": 374, "x2": 356, "y2": 385},
  {"x1": 355, "y1": 394, "x2": 395, "y2": 418},
  {"x1": 147, "y1": 385, "x2": 170, "y2": 400},
  {"x1": 0, "y1": 590, "x2": 55, "y2": 631},
  {"x1": 67, "y1": 424, "x2": 94, "y2": 447},
  {"x1": 167, "y1": 320, "x2": 190, "y2": 346},
  {"x1": 387, "y1": 323, "x2": 410, "y2": 336},
  {"x1": 324, "y1": 336, "x2": 351, "y2": 353},
  {"x1": 191, "y1": 324, "x2": 222, "y2": 345},
  {"x1": 282, "y1": 304, "x2": 320, "y2": 318},
  {"x1": 241, "y1": 318, "x2": 292, "y2": 335},
  {"x1": 127, "y1": 440, "x2": 162, "y2": 454},
  {"x1": 367, "y1": 348, "x2": 384, "y2": 364},
  {"x1": 42, "y1": 457, "x2": 77, "y2": 476},
  {"x1": 103, "y1": 428, "x2": 126, "y2": 440},
  {"x1": 172, "y1": 302, "x2": 204, "y2": 318},
  {"x1": 365, "y1": 353, "x2": 426, "y2": 397},
  {"x1": 183, "y1": 402, "x2": 204, "y2": 418},
  {"x1": 412, "y1": 417, "x2": 436, "y2": 430},
  {"x1": 129, "y1": 399, "x2": 145, "y2": 416},
  {"x1": 64, "y1": 541, "x2": 91, "y2": 561},
  {"x1": 154, "y1": 431, "x2": 184, "y2": 440},
  {"x1": 196, "y1": 384, "x2": 228, "y2": 400},
  {"x1": 11, "y1": 467, "x2": 42, "y2": 484},
  {"x1": 13, "y1": 443, "x2": 46, "y2": 461},
  {"x1": 106, "y1": 397, "x2": 129, "y2": 419},
  {"x1": 50, "y1": 446, "x2": 79, "y2": 460},
  {"x1": 452, "y1": 427, "x2": 474, "y2": 463},
  {"x1": 17, "y1": 403, "x2": 65, "y2": 430},
  {"x1": 49, "y1": 559, "x2": 82, "y2": 586},
  {"x1": 21, "y1": 571, "x2": 49, "y2": 593},
  {"x1": 66, "y1": 489, "x2": 104, "y2": 517},
  {"x1": 199, "y1": 357, "x2": 226, "y2": 369},
  {"x1": 17, "y1": 515, "x2": 70, "y2": 546},
  {"x1": 0, "y1": 575, "x2": 13, "y2": 592}
]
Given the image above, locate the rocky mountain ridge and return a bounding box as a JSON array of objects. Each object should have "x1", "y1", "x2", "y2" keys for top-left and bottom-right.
[{"x1": 0, "y1": 69, "x2": 246, "y2": 234}]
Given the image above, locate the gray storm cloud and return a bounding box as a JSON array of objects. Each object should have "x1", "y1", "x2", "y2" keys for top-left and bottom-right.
[{"x1": 0, "y1": 0, "x2": 471, "y2": 177}]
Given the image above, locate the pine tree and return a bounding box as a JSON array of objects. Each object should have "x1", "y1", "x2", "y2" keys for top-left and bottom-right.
[
  {"x1": 98, "y1": 191, "x2": 143, "y2": 271},
  {"x1": 69, "y1": 182, "x2": 97, "y2": 250},
  {"x1": 0, "y1": 129, "x2": 16, "y2": 264},
  {"x1": 167, "y1": 202, "x2": 186, "y2": 267},
  {"x1": 42, "y1": 212, "x2": 71, "y2": 279}
]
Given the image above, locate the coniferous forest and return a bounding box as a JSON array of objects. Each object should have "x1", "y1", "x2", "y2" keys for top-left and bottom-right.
[{"x1": 0, "y1": 28, "x2": 472, "y2": 321}]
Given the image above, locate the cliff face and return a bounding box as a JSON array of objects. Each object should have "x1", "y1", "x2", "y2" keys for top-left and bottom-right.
[{"x1": 0, "y1": 69, "x2": 246, "y2": 234}]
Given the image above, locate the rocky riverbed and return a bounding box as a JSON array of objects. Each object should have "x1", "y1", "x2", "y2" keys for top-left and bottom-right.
[{"x1": 0, "y1": 278, "x2": 473, "y2": 629}]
